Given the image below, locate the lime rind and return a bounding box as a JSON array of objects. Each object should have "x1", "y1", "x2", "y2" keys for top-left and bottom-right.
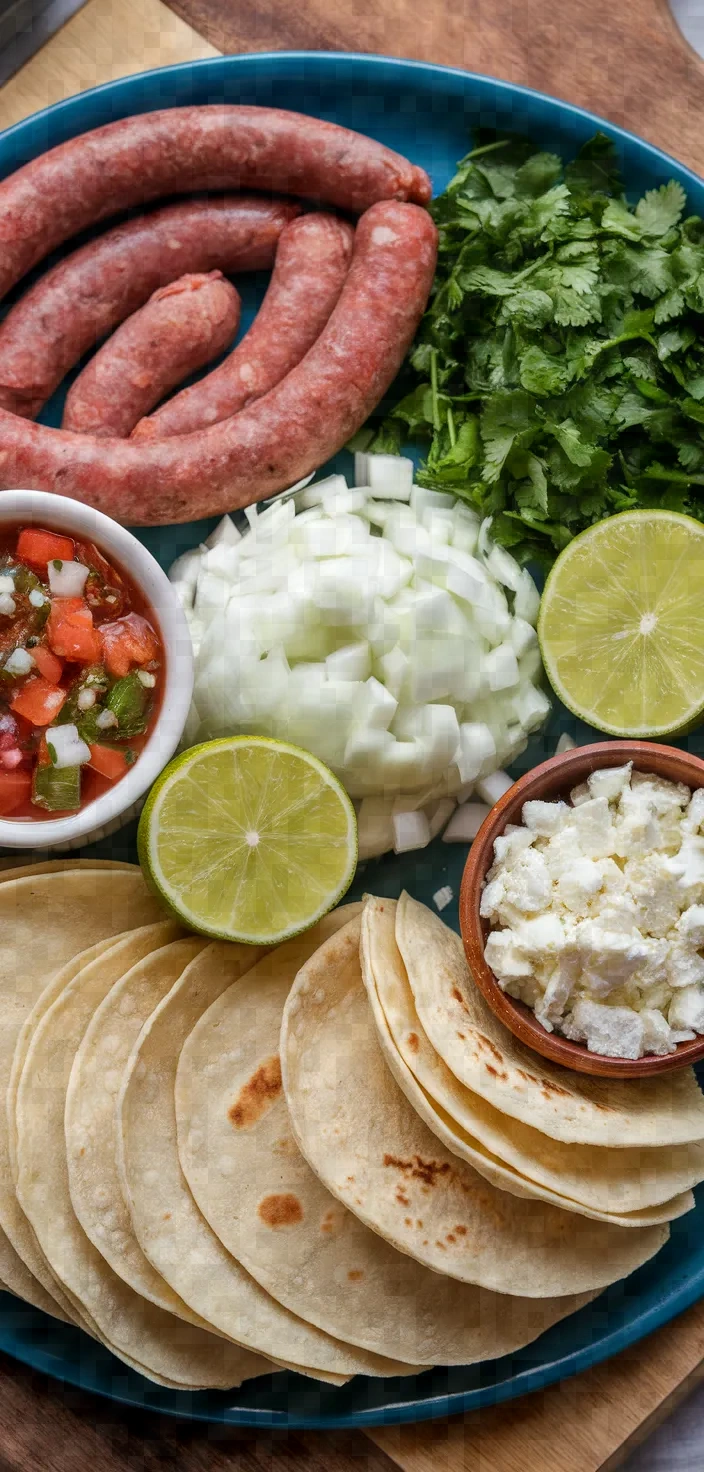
[
  {"x1": 537, "y1": 510, "x2": 704, "y2": 739},
  {"x1": 138, "y1": 736, "x2": 358, "y2": 945}
]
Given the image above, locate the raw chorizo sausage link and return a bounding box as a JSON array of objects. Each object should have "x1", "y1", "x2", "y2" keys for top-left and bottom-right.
[
  {"x1": 0, "y1": 107, "x2": 432, "y2": 300},
  {"x1": 62, "y1": 272, "x2": 241, "y2": 439},
  {"x1": 0, "y1": 197, "x2": 298, "y2": 420},
  {"x1": 0, "y1": 201, "x2": 438, "y2": 526},
  {"x1": 133, "y1": 213, "x2": 354, "y2": 441}
]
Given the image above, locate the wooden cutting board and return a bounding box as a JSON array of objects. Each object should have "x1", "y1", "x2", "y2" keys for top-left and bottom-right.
[{"x1": 1, "y1": 0, "x2": 704, "y2": 1466}]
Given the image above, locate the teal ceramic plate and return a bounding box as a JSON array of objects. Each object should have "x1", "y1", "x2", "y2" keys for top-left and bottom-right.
[{"x1": 1, "y1": 49, "x2": 704, "y2": 1428}]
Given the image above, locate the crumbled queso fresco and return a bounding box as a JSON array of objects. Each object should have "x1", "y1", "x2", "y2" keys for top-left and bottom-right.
[{"x1": 481, "y1": 763, "x2": 704, "y2": 1060}]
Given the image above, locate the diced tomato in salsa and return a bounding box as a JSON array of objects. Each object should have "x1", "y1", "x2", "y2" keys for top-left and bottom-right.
[
  {"x1": 16, "y1": 528, "x2": 75, "y2": 570},
  {"x1": 100, "y1": 613, "x2": 160, "y2": 678},
  {"x1": 11, "y1": 676, "x2": 66, "y2": 726},
  {"x1": 31, "y1": 645, "x2": 63, "y2": 685},
  {"x1": 47, "y1": 597, "x2": 102, "y2": 664},
  {"x1": 88, "y1": 744, "x2": 131, "y2": 781},
  {"x1": 0, "y1": 524, "x2": 163, "y2": 820}
]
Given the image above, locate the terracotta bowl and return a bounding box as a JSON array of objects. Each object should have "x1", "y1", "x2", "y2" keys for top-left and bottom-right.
[{"x1": 459, "y1": 741, "x2": 704, "y2": 1079}]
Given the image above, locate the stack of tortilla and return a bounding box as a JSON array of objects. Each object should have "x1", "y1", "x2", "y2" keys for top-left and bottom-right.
[{"x1": 2, "y1": 862, "x2": 703, "y2": 1390}]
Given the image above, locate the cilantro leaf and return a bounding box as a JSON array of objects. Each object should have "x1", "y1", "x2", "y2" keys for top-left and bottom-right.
[
  {"x1": 635, "y1": 181, "x2": 686, "y2": 237},
  {"x1": 362, "y1": 130, "x2": 703, "y2": 564}
]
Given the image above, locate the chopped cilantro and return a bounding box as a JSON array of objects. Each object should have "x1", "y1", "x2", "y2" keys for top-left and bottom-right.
[
  {"x1": 46, "y1": 742, "x2": 57, "y2": 765},
  {"x1": 364, "y1": 131, "x2": 704, "y2": 564}
]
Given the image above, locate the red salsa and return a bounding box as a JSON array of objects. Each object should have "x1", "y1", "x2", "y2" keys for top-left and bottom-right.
[{"x1": 0, "y1": 526, "x2": 163, "y2": 819}]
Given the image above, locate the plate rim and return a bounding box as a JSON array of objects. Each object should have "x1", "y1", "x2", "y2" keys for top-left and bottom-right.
[{"x1": 0, "y1": 45, "x2": 703, "y2": 1429}]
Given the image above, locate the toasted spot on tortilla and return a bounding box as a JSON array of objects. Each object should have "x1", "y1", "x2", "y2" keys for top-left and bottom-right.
[
  {"x1": 407, "y1": 1032, "x2": 419, "y2": 1053},
  {"x1": 539, "y1": 1079, "x2": 572, "y2": 1100},
  {"x1": 456, "y1": 1031, "x2": 465, "y2": 1040},
  {"x1": 451, "y1": 986, "x2": 468, "y2": 1011},
  {"x1": 455, "y1": 1224, "x2": 467, "y2": 1235},
  {"x1": 228, "y1": 1055, "x2": 282, "y2": 1128},
  {"x1": 272, "y1": 1134, "x2": 297, "y2": 1157},
  {"x1": 258, "y1": 1192, "x2": 303, "y2": 1228},
  {"x1": 320, "y1": 1207, "x2": 344, "y2": 1235},
  {"x1": 383, "y1": 1152, "x2": 452, "y2": 1188},
  {"x1": 487, "y1": 1064, "x2": 508, "y2": 1081},
  {"x1": 163, "y1": 1212, "x2": 171, "y2": 1221},
  {"x1": 348, "y1": 1269, "x2": 364, "y2": 1282},
  {"x1": 475, "y1": 1034, "x2": 505, "y2": 1063}
]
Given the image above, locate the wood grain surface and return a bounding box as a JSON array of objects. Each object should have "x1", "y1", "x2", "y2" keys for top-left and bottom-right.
[
  {"x1": 0, "y1": 1347, "x2": 400, "y2": 1472},
  {"x1": 0, "y1": 0, "x2": 216, "y2": 130},
  {"x1": 167, "y1": 0, "x2": 704, "y2": 180},
  {"x1": 1, "y1": 0, "x2": 704, "y2": 1468}
]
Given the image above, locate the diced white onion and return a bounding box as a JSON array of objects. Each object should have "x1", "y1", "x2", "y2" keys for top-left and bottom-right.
[
  {"x1": 298, "y1": 475, "x2": 349, "y2": 510},
  {"x1": 427, "y1": 797, "x2": 456, "y2": 839},
  {"x1": 476, "y1": 770, "x2": 514, "y2": 806},
  {"x1": 0, "y1": 595, "x2": 16, "y2": 616},
  {"x1": 392, "y1": 809, "x2": 431, "y2": 853},
  {"x1": 455, "y1": 723, "x2": 496, "y2": 784},
  {"x1": 96, "y1": 709, "x2": 118, "y2": 731},
  {"x1": 0, "y1": 575, "x2": 15, "y2": 594},
  {"x1": 367, "y1": 455, "x2": 414, "y2": 500},
  {"x1": 514, "y1": 568, "x2": 541, "y2": 624},
  {"x1": 4, "y1": 647, "x2": 34, "y2": 675},
  {"x1": 205, "y1": 516, "x2": 241, "y2": 550},
  {"x1": 555, "y1": 732, "x2": 577, "y2": 754},
  {"x1": 77, "y1": 688, "x2": 97, "y2": 711},
  {"x1": 442, "y1": 801, "x2": 491, "y2": 842},
  {"x1": 48, "y1": 560, "x2": 90, "y2": 596},
  {"x1": 433, "y1": 885, "x2": 454, "y2": 911},
  {"x1": 47, "y1": 723, "x2": 91, "y2": 768},
  {"x1": 137, "y1": 670, "x2": 156, "y2": 688},
  {"x1": 325, "y1": 642, "x2": 371, "y2": 682},
  {"x1": 29, "y1": 588, "x2": 46, "y2": 608},
  {"x1": 481, "y1": 643, "x2": 520, "y2": 692},
  {"x1": 183, "y1": 469, "x2": 549, "y2": 846},
  {"x1": 410, "y1": 485, "x2": 456, "y2": 516}
]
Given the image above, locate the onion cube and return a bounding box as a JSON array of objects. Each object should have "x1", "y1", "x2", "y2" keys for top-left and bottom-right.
[
  {"x1": 47, "y1": 723, "x2": 91, "y2": 768},
  {"x1": 514, "y1": 568, "x2": 541, "y2": 625},
  {"x1": 48, "y1": 560, "x2": 90, "y2": 597},
  {"x1": 378, "y1": 646, "x2": 409, "y2": 701},
  {"x1": 204, "y1": 515, "x2": 241, "y2": 549},
  {"x1": 476, "y1": 770, "x2": 514, "y2": 806},
  {"x1": 4, "y1": 647, "x2": 34, "y2": 676},
  {"x1": 392, "y1": 809, "x2": 431, "y2": 853},
  {"x1": 427, "y1": 797, "x2": 456, "y2": 839},
  {"x1": 481, "y1": 643, "x2": 520, "y2": 692},
  {"x1": 555, "y1": 732, "x2": 577, "y2": 754},
  {"x1": 367, "y1": 454, "x2": 414, "y2": 500},
  {"x1": 433, "y1": 885, "x2": 454, "y2": 911},
  {"x1": 325, "y1": 642, "x2": 371, "y2": 682},
  {"x1": 456, "y1": 723, "x2": 496, "y2": 784},
  {"x1": 442, "y1": 802, "x2": 491, "y2": 842},
  {"x1": 509, "y1": 617, "x2": 538, "y2": 658}
]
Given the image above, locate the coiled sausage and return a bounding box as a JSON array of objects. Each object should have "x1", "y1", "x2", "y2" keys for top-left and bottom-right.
[
  {"x1": 0, "y1": 107, "x2": 432, "y2": 299},
  {"x1": 62, "y1": 273, "x2": 241, "y2": 438},
  {"x1": 0, "y1": 198, "x2": 298, "y2": 419},
  {"x1": 133, "y1": 214, "x2": 354, "y2": 440},
  {"x1": 0, "y1": 202, "x2": 438, "y2": 526}
]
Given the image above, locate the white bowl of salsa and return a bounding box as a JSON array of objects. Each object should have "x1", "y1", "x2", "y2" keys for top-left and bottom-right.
[{"x1": 0, "y1": 491, "x2": 194, "y2": 848}]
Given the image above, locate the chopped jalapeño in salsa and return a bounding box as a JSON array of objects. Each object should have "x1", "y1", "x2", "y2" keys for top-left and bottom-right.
[{"x1": 0, "y1": 526, "x2": 163, "y2": 819}]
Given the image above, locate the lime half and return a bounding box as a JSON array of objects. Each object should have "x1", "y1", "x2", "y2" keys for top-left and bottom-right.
[
  {"x1": 138, "y1": 737, "x2": 357, "y2": 944},
  {"x1": 538, "y1": 510, "x2": 704, "y2": 738}
]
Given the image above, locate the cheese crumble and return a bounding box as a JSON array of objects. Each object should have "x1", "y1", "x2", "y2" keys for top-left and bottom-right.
[{"x1": 481, "y1": 763, "x2": 704, "y2": 1059}]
